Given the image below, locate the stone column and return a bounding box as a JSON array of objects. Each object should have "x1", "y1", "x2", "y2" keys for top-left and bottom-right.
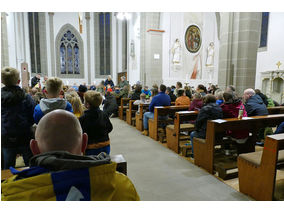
[
  {"x1": 48, "y1": 12, "x2": 56, "y2": 77},
  {"x1": 218, "y1": 12, "x2": 262, "y2": 95},
  {"x1": 140, "y1": 12, "x2": 161, "y2": 86},
  {"x1": 85, "y1": 12, "x2": 91, "y2": 85},
  {"x1": 1, "y1": 12, "x2": 9, "y2": 68}
]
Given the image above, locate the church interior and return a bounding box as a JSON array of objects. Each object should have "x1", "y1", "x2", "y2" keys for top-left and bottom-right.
[{"x1": 1, "y1": 2, "x2": 284, "y2": 206}]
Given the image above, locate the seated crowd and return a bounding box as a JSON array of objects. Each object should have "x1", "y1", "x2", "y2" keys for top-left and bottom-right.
[{"x1": 1, "y1": 66, "x2": 284, "y2": 201}]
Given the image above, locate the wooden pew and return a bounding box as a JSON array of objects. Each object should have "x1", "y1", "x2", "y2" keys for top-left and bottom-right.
[
  {"x1": 166, "y1": 111, "x2": 198, "y2": 154},
  {"x1": 193, "y1": 114, "x2": 284, "y2": 179},
  {"x1": 1, "y1": 154, "x2": 128, "y2": 182},
  {"x1": 126, "y1": 100, "x2": 138, "y2": 126},
  {"x1": 148, "y1": 106, "x2": 189, "y2": 141},
  {"x1": 267, "y1": 106, "x2": 284, "y2": 115},
  {"x1": 118, "y1": 98, "x2": 130, "y2": 120},
  {"x1": 238, "y1": 133, "x2": 284, "y2": 200},
  {"x1": 135, "y1": 103, "x2": 150, "y2": 131}
]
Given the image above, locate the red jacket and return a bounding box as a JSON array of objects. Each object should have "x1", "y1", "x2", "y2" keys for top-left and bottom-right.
[
  {"x1": 221, "y1": 101, "x2": 249, "y2": 139},
  {"x1": 189, "y1": 99, "x2": 203, "y2": 111}
]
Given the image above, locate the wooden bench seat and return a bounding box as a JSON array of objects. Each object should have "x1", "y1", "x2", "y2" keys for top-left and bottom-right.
[
  {"x1": 193, "y1": 114, "x2": 284, "y2": 179},
  {"x1": 167, "y1": 111, "x2": 198, "y2": 154},
  {"x1": 148, "y1": 106, "x2": 189, "y2": 141},
  {"x1": 126, "y1": 100, "x2": 138, "y2": 125},
  {"x1": 119, "y1": 98, "x2": 130, "y2": 120},
  {"x1": 267, "y1": 106, "x2": 284, "y2": 115},
  {"x1": 238, "y1": 133, "x2": 284, "y2": 200},
  {"x1": 239, "y1": 150, "x2": 284, "y2": 166},
  {"x1": 135, "y1": 103, "x2": 150, "y2": 131}
]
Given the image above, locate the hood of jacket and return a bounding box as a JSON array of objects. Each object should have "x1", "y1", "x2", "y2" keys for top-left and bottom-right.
[
  {"x1": 39, "y1": 98, "x2": 67, "y2": 114},
  {"x1": 29, "y1": 151, "x2": 111, "y2": 172},
  {"x1": 1, "y1": 86, "x2": 26, "y2": 107}
]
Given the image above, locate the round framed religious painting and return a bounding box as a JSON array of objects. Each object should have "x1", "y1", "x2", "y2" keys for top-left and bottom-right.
[{"x1": 184, "y1": 25, "x2": 202, "y2": 53}]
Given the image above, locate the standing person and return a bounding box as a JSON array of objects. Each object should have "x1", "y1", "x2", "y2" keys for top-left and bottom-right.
[
  {"x1": 78, "y1": 84, "x2": 88, "y2": 103},
  {"x1": 2, "y1": 109, "x2": 139, "y2": 201},
  {"x1": 33, "y1": 77, "x2": 73, "y2": 124},
  {"x1": 31, "y1": 74, "x2": 41, "y2": 88},
  {"x1": 190, "y1": 95, "x2": 223, "y2": 157},
  {"x1": 104, "y1": 75, "x2": 114, "y2": 88},
  {"x1": 80, "y1": 91, "x2": 113, "y2": 155},
  {"x1": 142, "y1": 84, "x2": 171, "y2": 136},
  {"x1": 1, "y1": 67, "x2": 35, "y2": 169},
  {"x1": 175, "y1": 89, "x2": 191, "y2": 106}
]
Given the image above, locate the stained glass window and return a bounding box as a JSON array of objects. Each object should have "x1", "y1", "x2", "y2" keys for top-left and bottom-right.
[
  {"x1": 59, "y1": 30, "x2": 80, "y2": 75},
  {"x1": 28, "y1": 12, "x2": 41, "y2": 74},
  {"x1": 260, "y1": 12, "x2": 269, "y2": 48},
  {"x1": 98, "y1": 12, "x2": 111, "y2": 76}
]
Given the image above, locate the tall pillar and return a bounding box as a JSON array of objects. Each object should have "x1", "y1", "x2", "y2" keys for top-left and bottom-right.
[
  {"x1": 218, "y1": 12, "x2": 262, "y2": 95},
  {"x1": 1, "y1": 12, "x2": 9, "y2": 68},
  {"x1": 85, "y1": 12, "x2": 91, "y2": 85},
  {"x1": 48, "y1": 12, "x2": 55, "y2": 77}
]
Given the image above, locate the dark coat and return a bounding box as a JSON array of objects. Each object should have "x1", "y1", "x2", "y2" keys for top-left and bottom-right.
[
  {"x1": 104, "y1": 79, "x2": 114, "y2": 88},
  {"x1": 130, "y1": 91, "x2": 141, "y2": 100},
  {"x1": 257, "y1": 92, "x2": 268, "y2": 106},
  {"x1": 103, "y1": 94, "x2": 118, "y2": 117},
  {"x1": 245, "y1": 94, "x2": 268, "y2": 116},
  {"x1": 1, "y1": 86, "x2": 35, "y2": 147},
  {"x1": 195, "y1": 103, "x2": 223, "y2": 138},
  {"x1": 168, "y1": 92, "x2": 177, "y2": 102},
  {"x1": 80, "y1": 107, "x2": 113, "y2": 144},
  {"x1": 31, "y1": 76, "x2": 40, "y2": 88}
]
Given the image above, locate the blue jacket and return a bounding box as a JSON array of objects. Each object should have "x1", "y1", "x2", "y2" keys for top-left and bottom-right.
[
  {"x1": 244, "y1": 94, "x2": 268, "y2": 117},
  {"x1": 142, "y1": 89, "x2": 151, "y2": 97},
  {"x1": 34, "y1": 98, "x2": 73, "y2": 124},
  {"x1": 275, "y1": 122, "x2": 284, "y2": 134},
  {"x1": 149, "y1": 92, "x2": 171, "y2": 112}
]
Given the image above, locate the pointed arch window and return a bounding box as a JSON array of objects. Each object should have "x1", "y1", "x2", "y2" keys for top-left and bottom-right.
[
  {"x1": 56, "y1": 24, "x2": 84, "y2": 78},
  {"x1": 95, "y1": 12, "x2": 112, "y2": 78},
  {"x1": 59, "y1": 30, "x2": 80, "y2": 74}
]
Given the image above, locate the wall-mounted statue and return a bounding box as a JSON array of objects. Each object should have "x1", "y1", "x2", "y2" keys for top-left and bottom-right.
[
  {"x1": 171, "y1": 38, "x2": 181, "y2": 64},
  {"x1": 206, "y1": 42, "x2": 214, "y2": 67}
]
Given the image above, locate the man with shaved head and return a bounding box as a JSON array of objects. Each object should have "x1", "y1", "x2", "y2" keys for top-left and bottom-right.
[
  {"x1": 2, "y1": 110, "x2": 139, "y2": 201},
  {"x1": 243, "y1": 88, "x2": 268, "y2": 117}
]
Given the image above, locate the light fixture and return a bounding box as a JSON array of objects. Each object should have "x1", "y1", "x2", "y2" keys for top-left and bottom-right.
[{"x1": 116, "y1": 12, "x2": 131, "y2": 20}]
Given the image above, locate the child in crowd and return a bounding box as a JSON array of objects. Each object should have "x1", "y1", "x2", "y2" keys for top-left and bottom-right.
[
  {"x1": 189, "y1": 92, "x2": 203, "y2": 111},
  {"x1": 80, "y1": 91, "x2": 113, "y2": 155},
  {"x1": 175, "y1": 89, "x2": 191, "y2": 106},
  {"x1": 190, "y1": 95, "x2": 223, "y2": 157},
  {"x1": 150, "y1": 88, "x2": 159, "y2": 102},
  {"x1": 221, "y1": 92, "x2": 249, "y2": 154},
  {"x1": 166, "y1": 87, "x2": 177, "y2": 102},
  {"x1": 134, "y1": 93, "x2": 150, "y2": 114},
  {"x1": 103, "y1": 91, "x2": 118, "y2": 117},
  {"x1": 1, "y1": 67, "x2": 35, "y2": 169},
  {"x1": 33, "y1": 77, "x2": 73, "y2": 124},
  {"x1": 107, "y1": 84, "x2": 113, "y2": 92},
  {"x1": 142, "y1": 86, "x2": 152, "y2": 98},
  {"x1": 215, "y1": 90, "x2": 224, "y2": 105},
  {"x1": 68, "y1": 92, "x2": 85, "y2": 118}
]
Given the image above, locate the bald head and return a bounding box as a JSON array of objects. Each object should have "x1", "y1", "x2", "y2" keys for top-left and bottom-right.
[{"x1": 31, "y1": 110, "x2": 87, "y2": 155}]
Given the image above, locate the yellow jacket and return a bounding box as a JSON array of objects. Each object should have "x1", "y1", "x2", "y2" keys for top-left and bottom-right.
[{"x1": 2, "y1": 162, "x2": 139, "y2": 201}]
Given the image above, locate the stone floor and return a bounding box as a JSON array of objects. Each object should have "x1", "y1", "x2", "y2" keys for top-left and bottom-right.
[{"x1": 109, "y1": 118, "x2": 251, "y2": 201}]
